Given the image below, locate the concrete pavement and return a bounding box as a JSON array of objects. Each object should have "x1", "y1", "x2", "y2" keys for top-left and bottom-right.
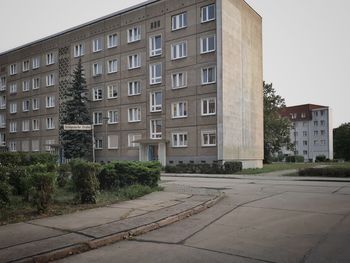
[
  {"x1": 0, "y1": 189, "x2": 223, "y2": 263},
  {"x1": 59, "y1": 175, "x2": 350, "y2": 263}
]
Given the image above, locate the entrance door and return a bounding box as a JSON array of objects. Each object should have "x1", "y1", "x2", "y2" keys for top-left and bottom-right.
[{"x1": 147, "y1": 145, "x2": 159, "y2": 161}]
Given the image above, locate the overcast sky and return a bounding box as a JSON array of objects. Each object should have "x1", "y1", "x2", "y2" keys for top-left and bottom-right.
[{"x1": 1, "y1": 0, "x2": 349, "y2": 127}]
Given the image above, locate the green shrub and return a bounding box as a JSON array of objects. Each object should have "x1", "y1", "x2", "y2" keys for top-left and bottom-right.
[
  {"x1": 0, "y1": 152, "x2": 57, "y2": 167},
  {"x1": 224, "y1": 162, "x2": 243, "y2": 174},
  {"x1": 164, "y1": 162, "x2": 242, "y2": 174},
  {"x1": 117, "y1": 185, "x2": 153, "y2": 200},
  {"x1": 299, "y1": 168, "x2": 350, "y2": 177},
  {"x1": 30, "y1": 172, "x2": 56, "y2": 213},
  {"x1": 7, "y1": 166, "x2": 30, "y2": 196},
  {"x1": 57, "y1": 164, "x2": 71, "y2": 188},
  {"x1": 285, "y1": 155, "x2": 304, "y2": 163},
  {"x1": 0, "y1": 169, "x2": 11, "y2": 207},
  {"x1": 315, "y1": 155, "x2": 327, "y2": 162},
  {"x1": 98, "y1": 163, "x2": 118, "y2": 190},
  {"x1": 70, "y1": 160, "x2": 100, "y2": 204}
]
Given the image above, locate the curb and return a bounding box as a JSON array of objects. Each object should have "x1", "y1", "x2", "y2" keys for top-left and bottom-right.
[{"x1": 15, "y1": 193, "x2": 225, "y2": 263}]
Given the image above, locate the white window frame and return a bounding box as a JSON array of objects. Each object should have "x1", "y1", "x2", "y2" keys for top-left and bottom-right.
[
  {"x1": 171, "y1": 72, "x2": 187, "y2": 89},
  {"x1": 93, "y1": 112, "x2": 103, "y2": 125},
  {"x1": 201, "y1": 4, "x2": 216, "y2": 23},
  {"x1": 171, "y1": 12, "x2": 187, "y2": 31},
  {"x1": 149, "y1": 35, "x2": 162, "y2": 57},
  {"x1": 150, "y1": 63, "x2": 162, "y2": 85},
  {"x1": 9, "y1": 122, "x2": 17, "y2": 133},
  {"x1": 32, "y1": 57, "x2": 40, "y2": 69},
  {"x1": 92, "y1": 38, "x2": 103, "y2": 53},
  {"x1": 95, "y1": 139, "x2": 103, "y2": 149},
  {"x1": 9, "y1": 64, "x2": 17, "y2": 75},
  {"x1": 46, "y1": 117, "x2": 55, "y2": 130},
  {"x1": 107, "y1": 85, "x2": 118, "y2": 99},
  {"x1": 46, "y1": 53, "x2": 54, "y2": 65},
  {"x1": 128, "y1": 81, "x2": 141, "y2": 96},
  {"x1": 74, "y1": 43, "x2": 84, "y2": 57},
  {"x1": 22, "y1": 80, "x2": 30, "y2": 92},
  {"x1": 128, "y1": 54, "x2": 141, "y2": 69},
  {"x1": 127, "y1": 26, "x2": 141, "y2": 43},
  {"x1": 171, "y1": 41, "x2": 187, "y2": 60},
  {"x1": 0, "y1": 76, "x2": 6, "y2": 90},
  {"x1": 32, "y1": 140, "x2": 40, "y2": 151},
  {"x1": 46, "y1": 74, "x2": 55, "y2": 87},
  {"x1": 201, "y1": 130, "x2": 216, "y2": 147},
  {"x1": 107, "y1": 33, "x2": 118, "y2": 48},
  {"x1": 22, "y1": 100, "x2": 30, "y2": 112},
  {"x1": 108, "y1": 135, "x2": 119, "y2": 149},
  {"x1": 171, "y1": 101, "x2": 188, "y2": 119},
  {"x1": 172, "y1": 132, "x2": 188, "y2": 148},
  {"x1": 92, "y1": 88, "x2": 103, "y2": 101},
  {"x1": 9, "y1": 83, "x2": 17, "y2": 94},
  {"x1": 201, "y1": 66, "x2": 216, "y2": 85},
  {"x1": 92, "y1": 63, "x2": 103, "y2": 76},
  {"x1": 200, "y1": 35, "x2": 216, "y2": 54},
  {"x1": 201, "y1": 97, "x2": 216, "y2": 116},
  {"x1": 32, "y1": 98, "x2": 40, "y2": 110},
  {"x1": 22, "y1": 60, "x2": 30, "y2": 72},
  {"x1": 0, "y1": 96, "x2": 5, "y2": 110},
  {"x1": 128, "y1": 134, "x2": 141, "y2": 148},
  {"x1": 46, "y1": 96, "x2": 55, "y2": 108},
  {"x1": 32, "y1": 119, "x2": 40, "y2": 131},
  {"x1": 22, "y1": 120, "x2": 30, "y2": 132},
  {"x1": 107, "y1": 110, "x2": 119, "y2": 124},
  {"x1": 9, "y1": 141, "x2": 17, "y2": 152},
  {"x1": 150, "y1": 91, "x2": 162, "y2": 112},
  {"x1": 107, "y1": 59, "x2": 118, "y2": 73},
  {"x1": 150, "y1": 119, "x2": 162, "y2": 139},
  {"x1": 9, "y1": 102, "x2": 17, "y2": 114},
  {"x1": 32, "y1": 77, "x2": 40, "y2": 90},
  {"x1": 0, "y1": 114, "x2": 5, "y2": 128},
  {"x1": 128, "y1": 107, "x2": 141, "y2": 122}
]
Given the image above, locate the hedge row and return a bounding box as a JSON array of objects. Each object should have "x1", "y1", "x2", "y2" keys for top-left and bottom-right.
[
  {"x1": 164, "y1": 162, "x2": 242, "y2": 174},
  {"x1": 285, "y1": 155, "x2": 304, "y2": 163},
  {"x1": 0, "y1": 152, "x2": 57, "y2": 167},
  {"x1": 299, "y1": 168, "x2": 350, "y2": 177}
]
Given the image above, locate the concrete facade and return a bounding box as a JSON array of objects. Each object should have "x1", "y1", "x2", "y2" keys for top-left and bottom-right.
[{"x1": 0, "y1": 0, "x2": 263, "y2": 168}]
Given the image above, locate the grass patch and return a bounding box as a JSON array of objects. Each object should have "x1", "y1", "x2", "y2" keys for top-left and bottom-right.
[
  {"x1": 237, "y1": 163, "x2": 318, "y2": 175},
  {"x1": 0, "y1": 184, "x2": 162, "y2": 225}
]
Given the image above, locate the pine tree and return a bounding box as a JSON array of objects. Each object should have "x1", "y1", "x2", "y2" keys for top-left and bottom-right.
[{"x1": 61, "y1": 59, "x2": 92, "y2": 160}]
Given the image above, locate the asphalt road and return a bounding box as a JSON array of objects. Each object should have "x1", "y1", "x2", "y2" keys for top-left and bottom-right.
[{"x1": 58, "y1": 175, "x2": 350, "y2": 263}]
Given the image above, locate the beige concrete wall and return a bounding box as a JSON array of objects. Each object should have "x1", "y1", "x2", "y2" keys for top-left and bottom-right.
[{"x1": 217, "y1": 0, "x2": 263, "y2": 168}]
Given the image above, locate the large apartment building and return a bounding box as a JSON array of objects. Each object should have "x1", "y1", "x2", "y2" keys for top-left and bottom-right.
[
  {"x1": 0, "y1": 0, "x2": 263, "y2": 168},
  {"x1": 280, "y1": 104, "x2": 333, "y2": 161}
]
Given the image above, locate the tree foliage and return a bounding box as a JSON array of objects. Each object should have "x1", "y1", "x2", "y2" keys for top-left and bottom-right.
[
  {"x1": 333, "y1": 123, "x2": 350, "y2": 161},
  {"x1": 61, "y1": 59, "x2": 92, "y2": 160},
  {"x1": 263, "y1": 82, "x2": 293, "y2": 163}
]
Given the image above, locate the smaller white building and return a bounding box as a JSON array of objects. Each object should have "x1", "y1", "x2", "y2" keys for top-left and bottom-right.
[{"x1": 280, "y1": 104, "x2": 333, "y2": 161}]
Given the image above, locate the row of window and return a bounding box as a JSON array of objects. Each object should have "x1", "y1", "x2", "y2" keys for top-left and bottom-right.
[
  {"x1": 8, "y1": 54, "x2": 55, "y2": 76},
  {"x1": 295, "y1": 140, "x2": 327, "y2": 146},
  {"x1": 6, "y1": 96, "x2": 55, "y2": 114},
  {"x1": 294, "y1": 130, "x2": 327, "y2": 137},
  {"x1": 8, "y1": 117, "x2": 55, "y2": 133},
  {"x1": 7, "y1": 139, "x2": 55, "y2": 152}
]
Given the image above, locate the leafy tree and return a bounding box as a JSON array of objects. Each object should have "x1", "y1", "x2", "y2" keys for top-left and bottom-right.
[
  {"x1": 263, "y1": 82, "x2": 293, "y2": 163},
  {"x1": 61, "y1": 59, "x2": 92, "y2": 160},
  {"x1": 333, "y1": 123, "x2": 350, "y2": 161}
]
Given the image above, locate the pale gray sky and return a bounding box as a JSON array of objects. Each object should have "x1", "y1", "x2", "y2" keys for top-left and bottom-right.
[{"x1": 1, "y1": 0, "x2": 349, "y2": 127}]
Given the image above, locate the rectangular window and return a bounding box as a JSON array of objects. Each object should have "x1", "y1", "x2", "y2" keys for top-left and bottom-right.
[
  {"x1": 172, "y1": 101, "x2": 187, "y2": 118},
  {"x1": 32, "y1": 77, "x2": 40, "y2": 89},
  {"x1": 95, "y1": 139, "x2": 103, "y2": 149},
  {"x1": 22, "y1": 60, "x2": 30, "y2": 72},
  {"x1": 128, "y1": 108, "x2": 141, "y2": 122},
  {"x1": 108, "y1": 110, "x2": 118, "y2": 124},
  {"x1": 172, "y1": 12, "x2": 187, "y2": 31},
  {"x1": 107, "y1": 33, "x2": 118, "y2": 48},
  {"x1": 320, "y1": 140, "x2": 326, "y2": 145},
  {"x1": 74, "y1": 43, "x2": 84, "y2": 57},
  {"x1": 201, "y1": 4, "x2": 216, "y2": 23},
  {"x1": 201, "y1": 98, "x2": 216, "y2": 116},
  {"x1": 0, "y1": 132, "x2": 5, "y2": 145},
  {"x1": 93, "y1": 112, "x2": 103, "y2": 125},
  {"x1": 46, "y1": 96, "x2": 55, "y2": 108},
  {"x1": 92, "y1": 38, "x2": 103, "y2": 52},
  {"x1": 107, "y1": 59, "x2": 118, "y2": 73},
  {"x1": 200, "y1": 35, "x2": 216, "y2": 54},
  {"x1": 149, "y1": 35, "x2": 162, "y2": 57},
  {"x1": 46, "y1": 53, "x2": 54, "y2": 65},
  {"x1": 22, "y1": 100, "x2": 30, "y2": 112},
  {"x1": 0, "y1": 114, "x2": 5, "y2": 128},
  {"x1": 32, "y1": 57, "x2": 40, "y2": 69},
  {"x1": 46, "y1": 74, "x2": 55, "y2": 86},
  {"x1": 150, "y1": 91, "x2": 162, "y2": 112},
  {"x1": 314, "y1": 140, "x2": 318, "y2": 146},
  {"x1": 9, "y1": 64, "x2": 17, "y2": 75},
  {"x1": 46, "y1": 117, "x2": 55, "y2": 129},
  {"x1": 320, "y1": 120, "x2": 325, "y2": 126},
  {"x1": 303, "y1": 141, "x2": 308, "y2": 146},
  {"x1": 150, "y1": 63, "x2": 162, "y2": 85},
  {"x1": 9, "y1": 83, "x2": 17, "y2": 94},
  {"x1": 150, "y1": 119, "x2": 162, "y2": 139},
  {"x1": 92, "y1": 63, "x2": 102, "y2": 76},
  {"x1": 9, "y1": 141, "x2": 17, "y2": 152},
  {"x1": 303, "y1": 131, "x2": 307, "y2": 136},
  {"x1": 32, "y1": 98, "x2": 40, "y2": 110},
  {"x1": 128, "y1": 81, "x2": 141, "y2": 96},
  {"x1": 0, "y1": 96, "x2": 5, "y2": 110},
  {"x1": 201, "y1": 66, "x2": 216, "y2": 85},
  {"x1": 45, "y1": 139, "x2": 55, "y2": 152},
  {"x1": 172, "y1": 132, "x2": 188, "y2": 148},
  {"x1": 32, "y1": 119, "x2": 40, "y2": 131},
  {"x1": 314, "y1": 130, "x2": 319, "y2": 136},
  {"x1": 321, "y1": 130, "x2": 326, "y2": 136},
  {"x1": 320, "y1": 110, "x2": 325, "y2": 116},
  {"x1": 301, "y1": 112, "x2": 306, "y2": 118},
  {"x1": 9, "y1": 121, "x2": 17, "y2": 133},
  {"x1": 128, "y1": 54, "x2": 141, "y2": 69},
  {"x1": 10, "y1": 102, "x2": 17, "y2": 114},
  {"x1": 32, "y1": 140, "x2": 40, "y2": 151},
  {"x1": 128, "y1": 26, "x2": 141, "y2": 43},
  {"x1": 202, "y1": 130, "x2": 216, "y2": 146},
  {"x1": 172, "y1": 72, "x2": 187, "y2": 89},
  {"x1": 107, "y1": 85, "x2": 118, "y2": 99},
  {"x1": 171, "y1": 41, "x2": 187, "y2": 60},
  {"x1": 22, "y1": 80, "x2": 30, "y2": 92},
  {"x1": 92, "y1": 88, "x2": 103, "y2": 101},
  {"x1": 22, "y1": 120, "x2": 30, "y2": 132},
  {"x1": 128, "y1": 134, "x2": 141, "y2": 148},
  {"x1": 303, "y1": 150, "x2": 308, "y2": 155},
  {"x1": 108, "y1": 135, "x2": 119, "y2": 149},
  {"x1": 0, "y1": 76, "x2": 6, "y2": 90},
  {"x1": 314, "y1": 121, "x2": 318, "y2": 126}
]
